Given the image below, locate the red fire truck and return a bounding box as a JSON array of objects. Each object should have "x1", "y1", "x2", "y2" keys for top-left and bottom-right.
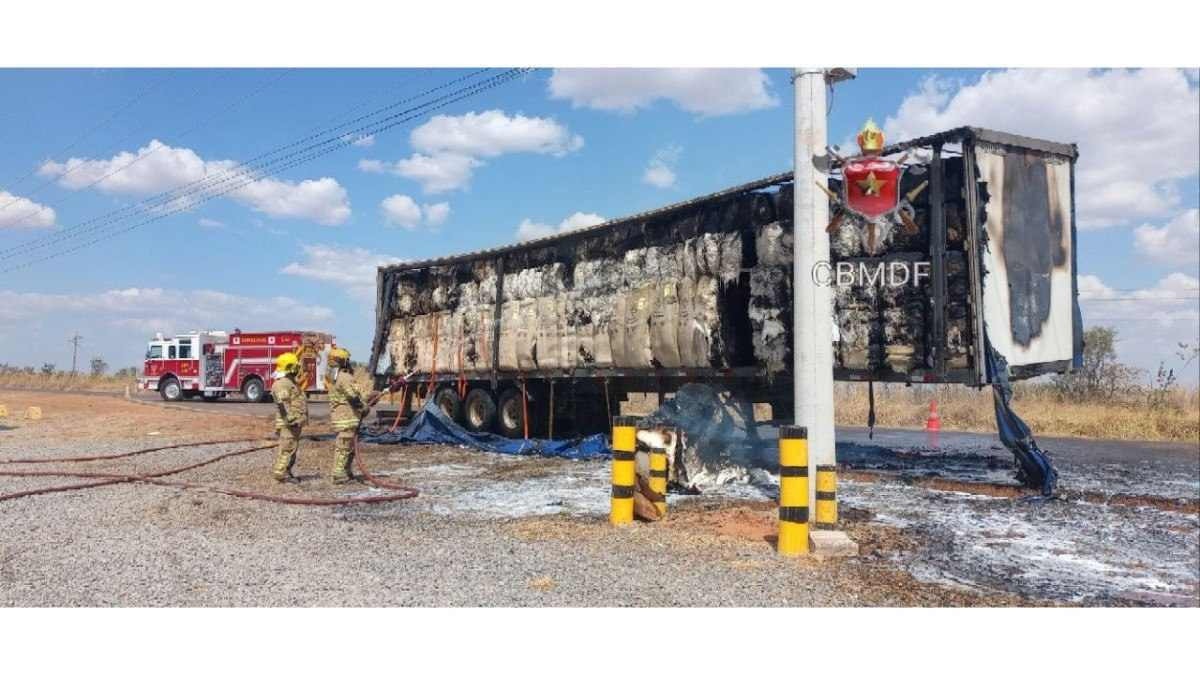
[{"x1": 138, "y1": 329, "x2": 336, "y2": 402}]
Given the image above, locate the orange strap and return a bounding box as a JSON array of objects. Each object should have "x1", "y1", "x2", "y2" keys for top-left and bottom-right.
[
  {"x1": 388, "y1": 382, "x2": 409, "y2": 433},
  {"x1": 520, "y1": 375, "x2": 529, "y2": 440}
]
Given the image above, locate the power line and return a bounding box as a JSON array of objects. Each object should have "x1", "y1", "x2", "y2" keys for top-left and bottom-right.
[
  {"x1": 0, "y1": 71, "x2": 176, "y2": 199},
  {"x1": 2, "y1": 69, "x2": 499, "y2": 263},
  {"x1": 0, "y1": 68, "x2": 493, "y2": 262},
  {"x1": 0, "y1": 70, "x2": 292, "y2": 232},
  {"x1": 0, "y1": 68, "x2": 532, "y2": 274}
]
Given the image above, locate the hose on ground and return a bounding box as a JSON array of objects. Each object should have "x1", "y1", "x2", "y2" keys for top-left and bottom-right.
[{"x1": 0, "y1": 435, "x2": 419, "y2": 505}]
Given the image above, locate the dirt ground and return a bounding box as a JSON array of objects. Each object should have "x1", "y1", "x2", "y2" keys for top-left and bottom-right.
[
  {"x1": 0, "y1": 389, "x2": 1046, "y2": 607},
  {"x1": 0, "y1": 390, "x2": 270, "y2": 444}
]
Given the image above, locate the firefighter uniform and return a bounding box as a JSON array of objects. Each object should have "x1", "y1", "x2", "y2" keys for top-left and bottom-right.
[
  {"x1": 327, "y1": 348, "x2": 368, "y2": 484},
  {"x1": 270, "y1": 353, "x2": 308, "y2": 482}
]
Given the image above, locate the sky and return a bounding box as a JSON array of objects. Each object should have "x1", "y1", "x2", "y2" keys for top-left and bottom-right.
[{"x1": 1, "y1": 68, "x2": 1197, "y2": 382}]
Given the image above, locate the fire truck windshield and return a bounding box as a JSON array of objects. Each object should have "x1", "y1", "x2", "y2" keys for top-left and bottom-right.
[{"x1": 147, "y1": 345, "x2": 162, "y2": 359}]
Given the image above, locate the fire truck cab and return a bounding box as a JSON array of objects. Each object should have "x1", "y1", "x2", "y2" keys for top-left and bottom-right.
[{"x1": 139, "y1": 329, "x2": 335, "y2": 403}]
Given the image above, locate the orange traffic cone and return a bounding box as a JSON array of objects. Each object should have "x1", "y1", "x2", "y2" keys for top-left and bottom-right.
[{"x1": 925, "y1": 399, "x2": 941, "y2": 432}]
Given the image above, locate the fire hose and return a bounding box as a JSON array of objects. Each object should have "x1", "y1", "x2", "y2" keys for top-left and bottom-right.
[{"x1": 0, "y1": 434, "x2": 420, "y2": 506}]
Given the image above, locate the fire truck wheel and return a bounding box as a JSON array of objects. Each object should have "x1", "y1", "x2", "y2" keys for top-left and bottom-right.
[
  {"x1": 159, "y1": 377, "x2": 183, "y2": 402},
  {"x1": 463, "y1": 388, "x2": 497, "y2": 433},
  {"x1": 241, "y1": 376, "x2": 267, "y2": 403},
  {"x1": 433, "y1": 386, "x2": 464, "y2": 423},
  {"x1": 496, "y1": 387, "x2": 528, "y2": 439}
]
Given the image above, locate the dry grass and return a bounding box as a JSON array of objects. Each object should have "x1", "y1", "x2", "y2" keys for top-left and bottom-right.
[
  {"x1": 834, "y1": 382, "x2": 1200, "y2": 443},
  {"x1": 0, "y1": 371, "x2": 135, "y2": 393}
]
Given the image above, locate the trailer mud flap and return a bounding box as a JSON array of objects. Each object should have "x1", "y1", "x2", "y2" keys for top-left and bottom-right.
[{"x1": 989, "y1": 350, "x2": 1058, "y2": 495}]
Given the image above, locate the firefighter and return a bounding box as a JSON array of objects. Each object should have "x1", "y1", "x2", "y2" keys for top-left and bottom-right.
[
  {"x1": 326, "y1": 347, "x2": 368, "y2": 484},
  {"x1": 270, "y1": 352, "x2": 308, "y2": 482}
]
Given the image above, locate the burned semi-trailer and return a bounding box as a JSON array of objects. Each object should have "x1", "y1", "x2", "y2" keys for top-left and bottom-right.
[{"x1": 368, "y1": 127, "x2": 1083, "y2": 456}]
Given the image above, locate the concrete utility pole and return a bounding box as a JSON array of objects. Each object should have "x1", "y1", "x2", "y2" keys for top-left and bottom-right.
[
  {"x1": 68, "y1": 333, "x2": 83, "y2": 375},
  {"x1": 793, "y1": 68, "x2": 852, "y2": 521}
]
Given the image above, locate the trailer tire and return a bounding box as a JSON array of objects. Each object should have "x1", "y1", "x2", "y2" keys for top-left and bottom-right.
[
  {"x1": 242, "y1": 376, "x2": 267, "y2": 403},
  {"x1": 496, "y1": 387, "x2": 528, "y2": 439},
  {"x1": 463, "y1": 388, "x2": 497, "y2": 433},
  {"x1": 433, "y1": 386, "x2": 463, "y2": 423},
  {"x1": 160, "y1": 376, "x2": 183, "y2": 402}
]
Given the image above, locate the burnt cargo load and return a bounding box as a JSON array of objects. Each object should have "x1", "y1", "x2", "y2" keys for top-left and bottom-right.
[{"x1": 368, "y1": 127, "x2": 1082, "y2": 436}]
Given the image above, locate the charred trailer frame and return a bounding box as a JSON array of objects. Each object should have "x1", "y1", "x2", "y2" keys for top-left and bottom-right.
[{"x1": 367, "y1": 127, "x2": 1082, "y2": 438}]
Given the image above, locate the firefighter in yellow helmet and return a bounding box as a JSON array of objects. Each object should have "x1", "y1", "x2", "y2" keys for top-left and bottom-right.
[
  {"x1": 326, "y1": 346, "x2": 368, "y2": 484},
  {"x1": 270, "y1": 352, "x2": 308, "y2": 482}
]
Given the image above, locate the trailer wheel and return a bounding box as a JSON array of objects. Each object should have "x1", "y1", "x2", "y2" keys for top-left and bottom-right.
[
  {"x1": 159, "y1": 376, "x2": 183, "y2": 402},
  {"x1": 463, "y1": 388, "x2": 497, "y2": 432},
  {"x1": 496, "y1": 387, "x2": 528, "y2": 439},
  {"x1": 433, "y1": 386, "x2": 463, "y2": 423},
  {"x1": 242, "y1": 376, "x2": 267, "y2": 403}
]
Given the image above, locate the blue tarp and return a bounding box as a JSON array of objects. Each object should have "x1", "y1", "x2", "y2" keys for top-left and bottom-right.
[
  {"x1": 361, "y1": 398, "x2": 611, "y2": 460},
  {"x1": 988, "y1": 350, "x2": 1059, "y2": 495}
]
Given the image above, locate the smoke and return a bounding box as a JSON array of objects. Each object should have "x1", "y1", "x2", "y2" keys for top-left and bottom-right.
[{"x1": 639, "y1": 383, "x2": 774, "y2": 488}]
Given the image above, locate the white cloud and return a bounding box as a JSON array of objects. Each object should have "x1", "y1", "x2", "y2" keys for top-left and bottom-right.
[
  {"x1": 0, "y1": 191, "x2": 56, "y2": 229},
  {"x1": 642, "y1": 145, "x2": 682, "y2": 188},
  {"x1": 379, "y1": 195, "x2": 452, "y2": 229},
  {"x1": 231, "y1": 176, "x2": 350, "y2": 225},
  {"x1": 411, "y1": 110, "x2": 583, "y2": 158},
  {"x1": 197, "y1": 217, "x2": 226, "y2": 229},
  {"x1": 515, "y1": 211, "x2": 606, "y2": 241},
  {"x1": 394, "y1": 153, "x2": 482, "y2": 194},
  {"x1": 360, "y1": 110, "x2": 583, "y2": 194},
  {"x1": 357, "y1": 159, "x2": 387, "y2": 173},
  {"x1": 1134, "y1": 209, "x2": 1200, "y2": 268},
  {"x1": 422, "y1": 202, "x2": 451, "y2": 227},
  {"x1": 549, "y1": 68, "x2": 778, "y2": 117},
  {"x1": 881, "y1": 69, "x2": 1199, "y2": 229},
  {"x1": 380, "y1": 194, "x2": 422, "y2": 229},
  {"x1": 279, "y1": 244, "x2": 406, "y2": 300},
  {"x1": 362, "y1": 154, "x2": 482, "y2": 194},
  {"x1": 38, "y1": 139, "x2": 351, "y2": 225},
  {"x1": 1077, "y1": 272, "x2": 1200, "y2": 379}
]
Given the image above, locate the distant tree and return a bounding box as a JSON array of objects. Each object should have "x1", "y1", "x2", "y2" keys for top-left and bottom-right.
[
  {"x1": 1052, "y1": 326, "x2": 1140, "y2": 400},
  {"x1": 114, "y1": 366, "x2": 139, "y2": 378},
  {"x1": 40, "y1": 363, "x2": 56, "y2": 375},
  {"x1": 89, "y1": 356, "x2": 108, "y2": 377},
  {"x1": 1148, "y1": 342, "x2": 1199, "y2": 410}
]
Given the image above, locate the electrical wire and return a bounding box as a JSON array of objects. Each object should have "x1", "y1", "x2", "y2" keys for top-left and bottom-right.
[
  {"x1": 0, "y1": 68, "x2": 528, "y2": 272},
  {"x1": 0, "y1": 70, "x2": 292, "y2": 231},
  {"x1": 0, "y1": 70, "x2": 176, "y2": 199},
  {"x1": 0, "y1": 68, "x2": 501, "y2": 263}
]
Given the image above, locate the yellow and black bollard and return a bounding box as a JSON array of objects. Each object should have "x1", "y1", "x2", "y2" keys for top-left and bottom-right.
[
  {"x1": 610, "y1": 415, "x2": 639, "y2": 525},
  {"x1": 816, "y1": 464, "x2": 838, "y2": 527},
  {"x1": 777, "y1": 425, "x2": 809, "y2": 556},
  {"x1": 648, "y1": 435, "x2": 669, "y2": 517}
]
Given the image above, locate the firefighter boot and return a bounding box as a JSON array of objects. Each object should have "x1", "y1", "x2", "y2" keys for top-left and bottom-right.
[
  {"x1": 330, "y1": 430, "x2": 356, "y2": 484},
  {"x1": 273, "y1": 425, "x2": 300, "y2": 482}
]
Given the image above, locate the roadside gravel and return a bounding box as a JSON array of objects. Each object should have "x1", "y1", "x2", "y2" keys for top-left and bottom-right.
[{"x1": 0, "y1": 429, "x2": 1022, "y2": 607}]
